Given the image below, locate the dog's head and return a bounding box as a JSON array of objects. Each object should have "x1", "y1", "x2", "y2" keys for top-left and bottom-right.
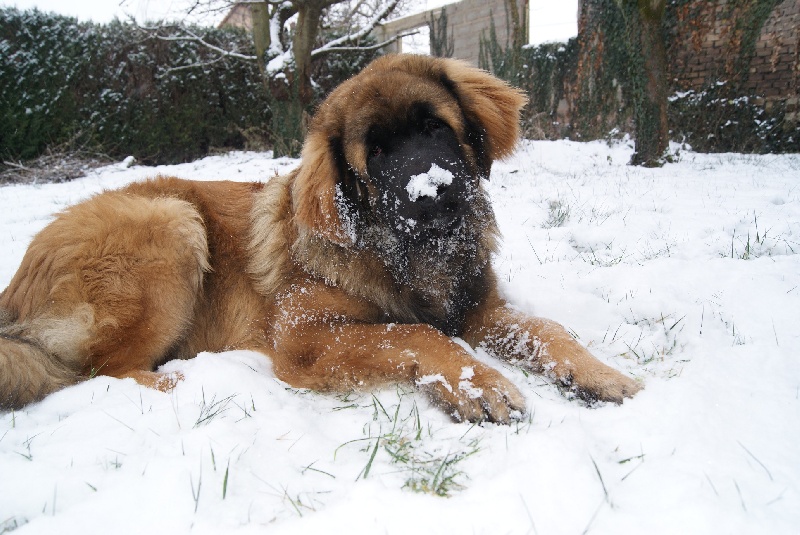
[{"x1": 292, "y1": 54, "x2": 527, "y2": 245}]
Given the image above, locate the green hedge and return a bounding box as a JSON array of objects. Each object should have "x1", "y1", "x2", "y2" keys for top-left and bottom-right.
[
  {"x1": 668, "y1": 86, "x2": 800, "y2": 154},
  {"x1": 1, "y1": 8, "x2": 269, "y2": 165}
]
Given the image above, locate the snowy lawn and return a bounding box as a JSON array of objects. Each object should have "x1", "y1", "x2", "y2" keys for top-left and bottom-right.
[{"x1": 1, "y1": 139, "x2": 798, "y2": 534}]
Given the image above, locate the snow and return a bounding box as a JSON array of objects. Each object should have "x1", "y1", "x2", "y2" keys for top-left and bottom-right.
[
  {"x1": 405, "y1": 163, "x2": 454, "y2": 201},
  {"x1": 457, "y1": 366, "x2": 483, "y2": 399},
  {"x1": 416, "y1": 373, "x2": 453, "y2": 393},
  {"x1": 118, "y1": 155, "x2": 136, "y2": 169},
  {"x1": 266, "y1": 50, "x2": 294, "y2": 77},
  {"x1": 1, "y1": 140, "x2": 799, "y2": 534}
]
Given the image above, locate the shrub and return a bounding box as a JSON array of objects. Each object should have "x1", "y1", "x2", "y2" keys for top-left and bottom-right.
[
  {"x1": 668, "y1": 84, "x2": 800, "y2": 153},
  {"x1": 0, "y1": 8, "x2": 269, "y2": 165}
]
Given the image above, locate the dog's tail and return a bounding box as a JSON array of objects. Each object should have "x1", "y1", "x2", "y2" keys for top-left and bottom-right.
[{"x1": 0, "y1": 310, "x2": 77, "y2": 410}]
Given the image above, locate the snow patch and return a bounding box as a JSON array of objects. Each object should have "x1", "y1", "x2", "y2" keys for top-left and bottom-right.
[
  {"x1": 416, "y1": 373, "x2": 453, "y2": 393},
  {"x1": 457, "y1": 366, "x2": 483, "y2": 399},
  {"x1": 1, "y1": 141, "x2": 799, "y2": 534},
  {"x1": 119, "y1": 155, "x2": 136, "y2": 169},
  {"x1": 406, "y1": 164, "x2": 453, "y2": 202}
]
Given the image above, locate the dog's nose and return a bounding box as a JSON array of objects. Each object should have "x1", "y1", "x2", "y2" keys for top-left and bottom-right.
[
  {"x1": 413, "y1": 183, "x2": 464, "y2": 226},
  {"x1": 441, "y1": 195, "x2": 461, "y2": 216}
]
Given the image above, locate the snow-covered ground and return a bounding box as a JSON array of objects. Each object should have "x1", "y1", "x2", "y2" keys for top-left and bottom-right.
[{"x1": 1, "y1": 139, "x2": 798, "y2": 534}]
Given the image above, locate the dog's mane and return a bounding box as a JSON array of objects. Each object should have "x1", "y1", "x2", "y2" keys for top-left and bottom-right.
[
  {"x1": 288, "y1": 178, "x2": 501, "y2": 336},
  {"x1": 247, "y1": 172, "x2": 297, "y2": 297}
]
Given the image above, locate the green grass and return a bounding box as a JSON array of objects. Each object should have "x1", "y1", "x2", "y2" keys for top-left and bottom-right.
[
  {"x1": 401, "y1": 445, "x2": 480, "y2": 497},
  {"x1": 725, "y1": 212, "x2": 798, "y2": 260},
  {"x1": 542, "y1": 199, "x2": 571, "y2": 228},
  {"x1": 1, "y1": 517, "x2": 27, "y2": 534},
  {"x1": 194, "y1": 389, "x2": 237, "y2": 427},
  {"x1": 603, "y1": 311, "x2": 687, "y2": 377},
  {"x1": 347, "y1": 389, "x2": 482, "y2": 497}
]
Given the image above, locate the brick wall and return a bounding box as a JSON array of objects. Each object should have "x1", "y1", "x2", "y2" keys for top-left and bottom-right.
[
  {"x1": 667, "y1": 0, "x2": 799, "y2": 101},
  {"x1": 560, "y1": 0, "x2": 799, "y2": 148}
]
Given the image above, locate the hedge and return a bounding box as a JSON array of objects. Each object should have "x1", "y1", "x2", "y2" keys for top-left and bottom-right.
[{"x1": 1, "y1": 8, "x2": 269, "y2": 165}]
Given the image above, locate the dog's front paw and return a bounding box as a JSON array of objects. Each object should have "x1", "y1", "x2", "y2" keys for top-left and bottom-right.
[
  {"x1": 556, "y1": 360, "x2": 641, "y2": 404},
  {"x1": 416, "y1": 364, "x2": 526, "y2": 424}
]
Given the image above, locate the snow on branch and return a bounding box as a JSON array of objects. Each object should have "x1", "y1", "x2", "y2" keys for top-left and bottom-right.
[
  {"x1": 264, "y1": 1, "x2": 298, "y2": 62},
  {"x1": 140, "y1": 0, "x2": 402, "y2": 74},
  {"x1": 313, "y1": 30, "x2": 418, "y2": 56},
  {"x1": 156, "y1": 56, "x2": 228, "y2": 77},
  {"x1": 311, "y1": 0, "x2": 400, "y2": 58}
]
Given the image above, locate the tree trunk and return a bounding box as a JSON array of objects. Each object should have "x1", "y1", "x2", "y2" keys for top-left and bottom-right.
[
  {"x1": 250, "y1": 1, "x2": 271, "y2": 90},
  {"x1": 626, "y1": 0, "x2": 669, "y2": 167},
  {"x1": 293, "y1": 1, "x2": 325, "y2": 105},
  {"x1": 251, "y1": 2, "x2": 271, "y2": 61}
]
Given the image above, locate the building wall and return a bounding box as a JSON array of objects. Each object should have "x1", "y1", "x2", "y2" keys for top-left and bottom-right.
[
  {"x1": 575, "y1": 0, "x2": 799, "y2": 101},
  {"x1": 218, "y1": 3, "x2": 253, "y2": 31},
  {"x1": 377, "y1": 0, "x2": 528, "y2": 65}
]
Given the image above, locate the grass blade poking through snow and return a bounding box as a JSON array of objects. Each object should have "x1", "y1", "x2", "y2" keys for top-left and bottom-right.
[
  {"x1": 346, "y1": 390, "x2": 482, "y2": 496},
  {"x1": 359, "y1": 434, "x2": 381, "y2": 480},
  {"x1": 222, "y1": 460, "x2": 230, "y2": 500},
  {"x1": 194, "y1": 389, "x2": 237, "y2": 428}
]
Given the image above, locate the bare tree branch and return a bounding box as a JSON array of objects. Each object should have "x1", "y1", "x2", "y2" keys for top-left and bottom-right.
[
  {"x1": 141, "y1": 23, "x2": 257, "y2": 60},
  {"x1": 137, "y1": 0, "x2": 403, "y2": 92},
  {"x1": 312, "y1": 0, "x2": 400, "y2": 56},
  {"x1": 156, "y1": 56, "x2": 229, "y2": 77}
]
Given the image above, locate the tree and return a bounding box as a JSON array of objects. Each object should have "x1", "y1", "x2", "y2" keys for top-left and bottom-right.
[
  {"x1": 617, "y1": 0, "x2": 669, "y2": 167},
  {"x1": 141, "y1": 0, "x2": 407, "y2": 155},
  {"x1": 152, "y1": 1, "x2": 404, "y2": 103}
]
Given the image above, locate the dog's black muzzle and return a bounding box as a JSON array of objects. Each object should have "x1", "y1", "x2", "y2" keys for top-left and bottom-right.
[{"x1": 367, "y1": 129, "x2": 473, "y2": 240}]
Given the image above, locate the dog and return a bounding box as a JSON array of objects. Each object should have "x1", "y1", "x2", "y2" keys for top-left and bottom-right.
[{"x1": 0, "y1": 55, "x2": 640, "y2": 422}]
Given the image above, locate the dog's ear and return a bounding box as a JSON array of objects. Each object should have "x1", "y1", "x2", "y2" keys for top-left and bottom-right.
[
  {"x1": 439, "y1": 59, "x2": 527, "y2": 168},
  {"x1": 291, "y1": 131, "x2": 352, "y2": 245}
]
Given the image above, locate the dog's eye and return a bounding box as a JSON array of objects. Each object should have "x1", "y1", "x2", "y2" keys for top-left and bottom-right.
[
  {"x1": 424, "y1": 118, "x2": 444, "y2": 132},
  {"x1": 370, "y1": 145, "x2": 383, "y2": 158}
]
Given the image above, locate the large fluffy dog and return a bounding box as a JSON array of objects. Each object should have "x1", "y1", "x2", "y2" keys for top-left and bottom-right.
[{"x1": 0, "y1": 55, "x2": 640, "y2": 422}]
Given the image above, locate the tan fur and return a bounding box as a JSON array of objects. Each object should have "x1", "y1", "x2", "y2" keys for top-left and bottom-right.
[{"x1": 0, "y1": 55, "x2": 640, "y2": 419}]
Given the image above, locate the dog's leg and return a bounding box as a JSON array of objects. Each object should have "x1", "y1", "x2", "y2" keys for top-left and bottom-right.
[
  {"x1": 464, "y1": 292, "x2": 641, "y2": 404},
  {"x1": 270, "y1": 322, "x2": 526, "y2": 423},
  {"x1": 0, "y1": 193, "x2": 209, "y2": 407}
]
